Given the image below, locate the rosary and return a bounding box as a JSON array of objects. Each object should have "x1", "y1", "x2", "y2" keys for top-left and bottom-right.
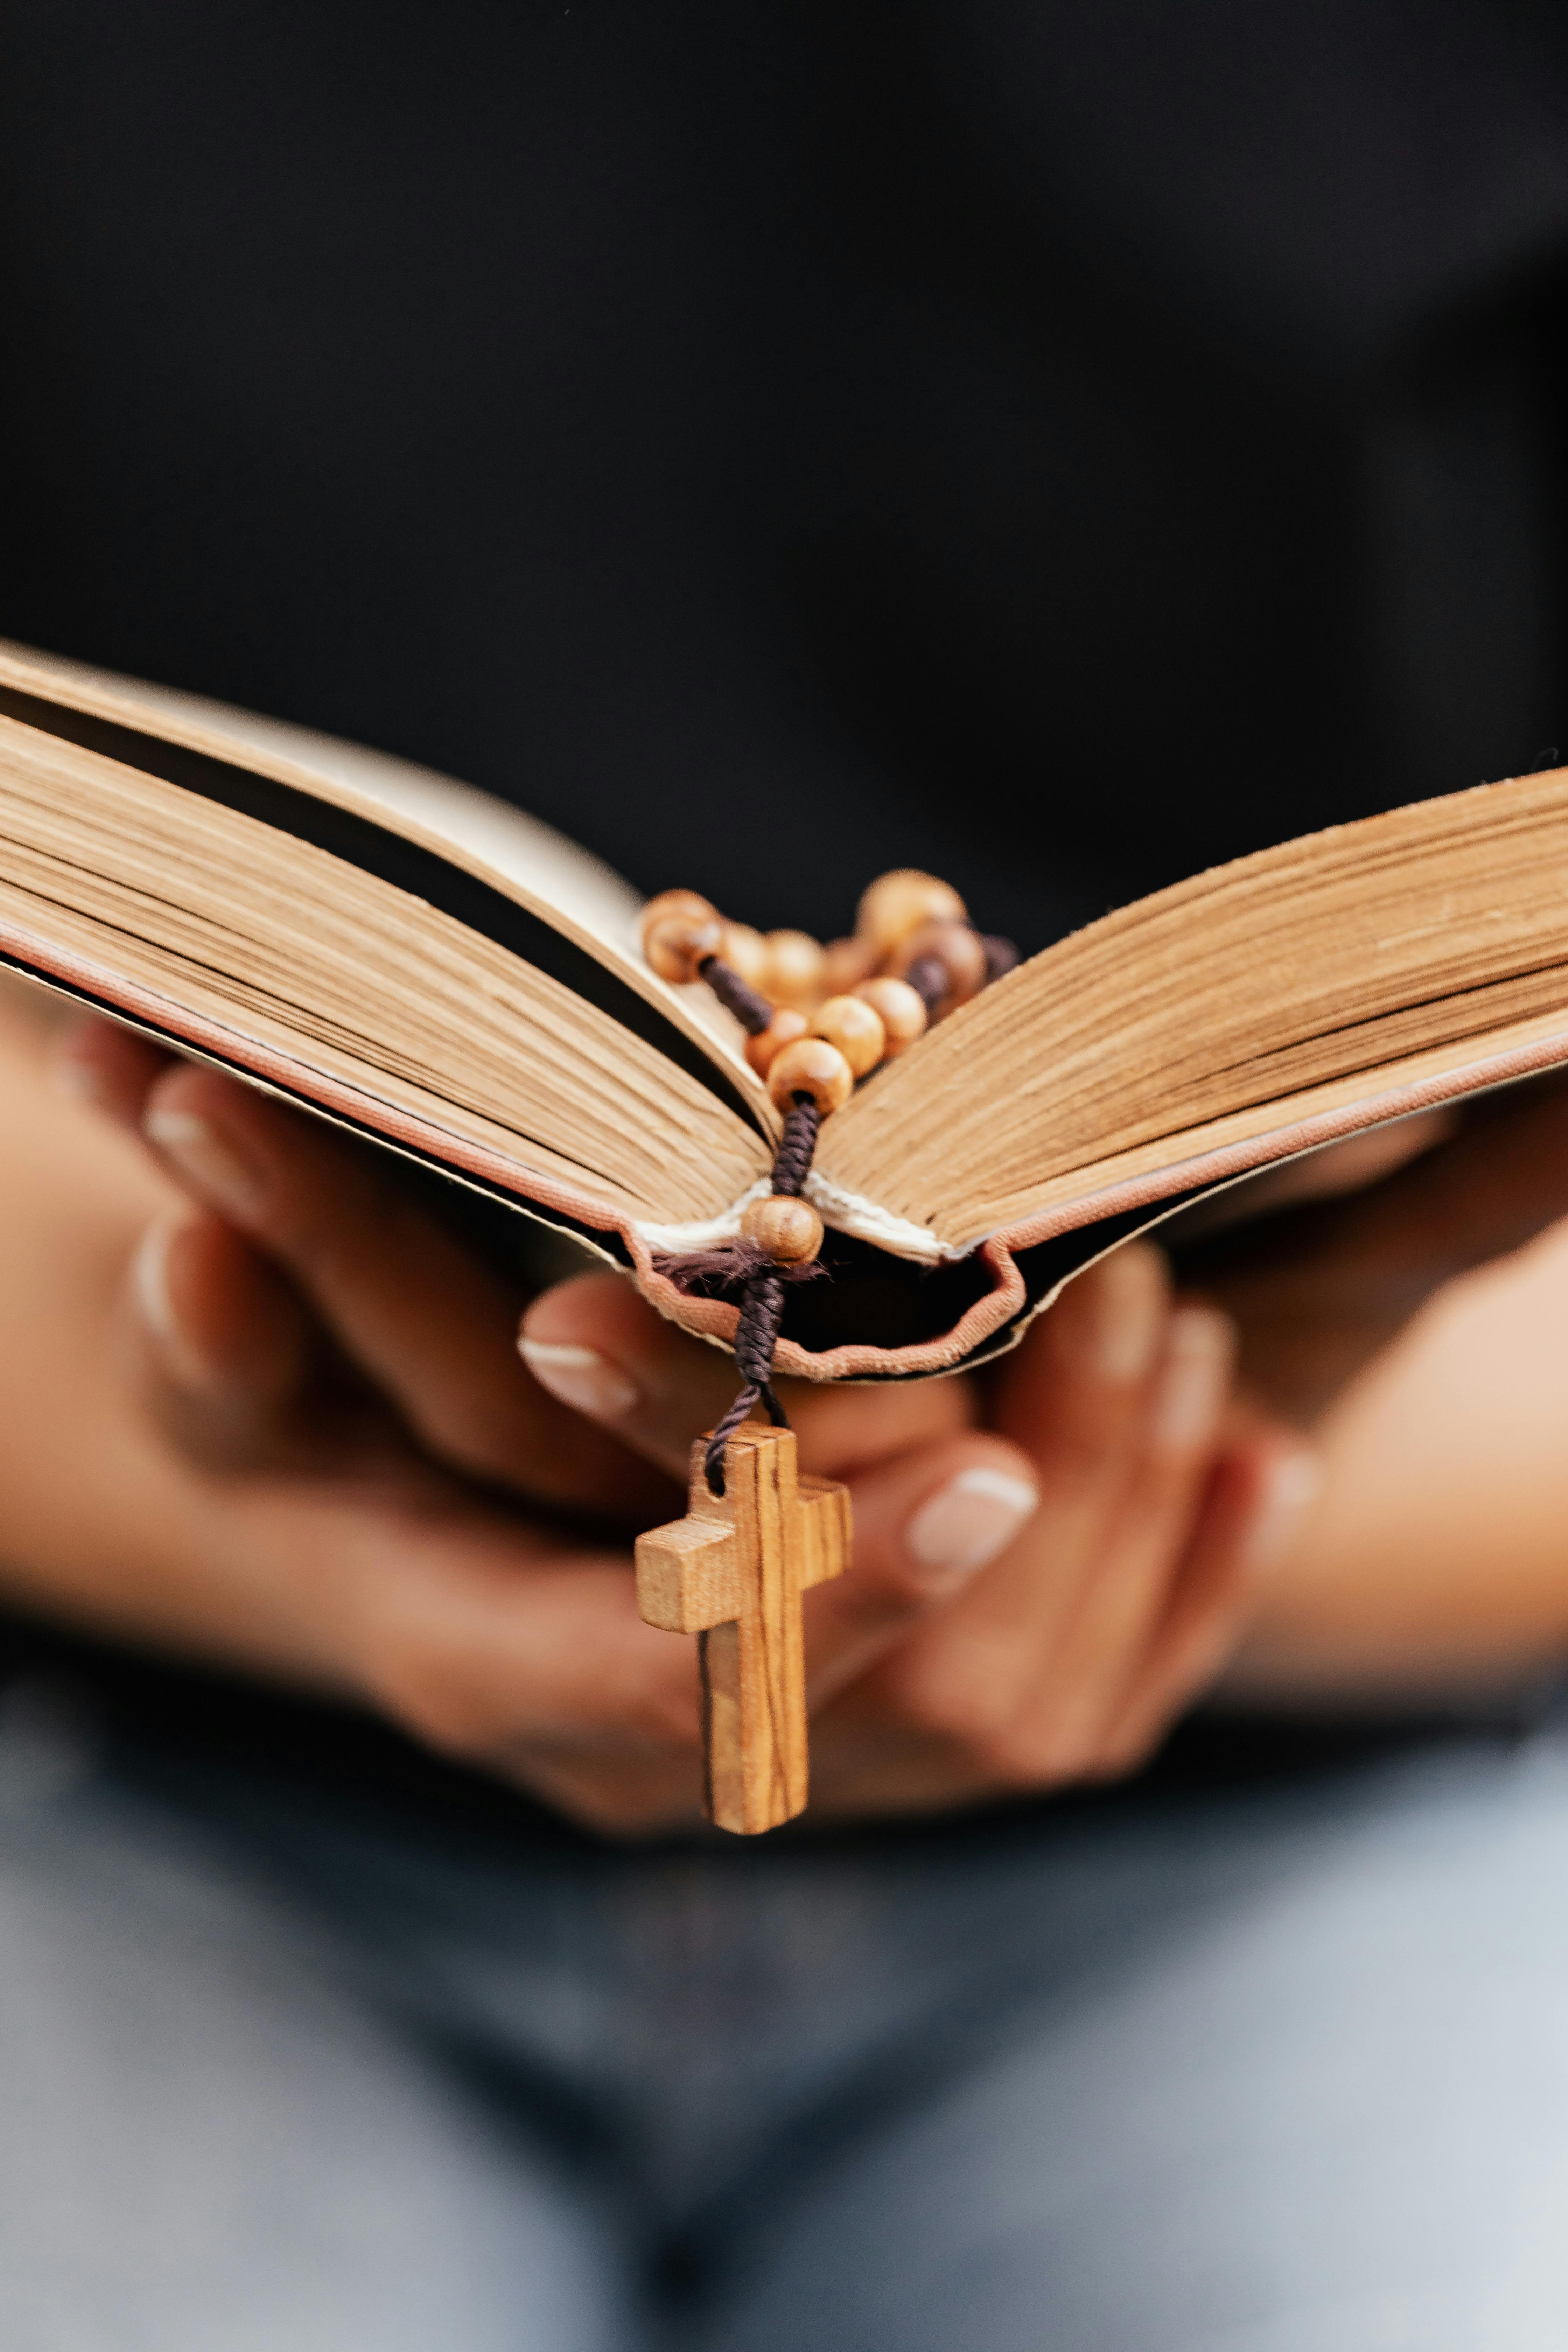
[{"x1": 632, "y1": 872, "x2": 1017, "y2": 1833}]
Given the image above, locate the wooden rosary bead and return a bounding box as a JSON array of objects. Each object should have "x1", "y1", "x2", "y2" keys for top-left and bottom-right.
[
  {"x1": 719, "y1": 920, "x2": 771, "y2": 993},
  {"x1": 821, "y1": 934, "x2": 877, "y2": 995},
  {"x1": 855, "y1": 869, "x2": 967, "y2": 961},
  {"x1": 763, "y1": 929, "x2": 826, "y2": 1009},
  {"x1": 644, "y1": 910, "x2": 725, "y2": 985},
  {"x1": 766, "y1": 1035, "x2": 854, "y2": 1114},
  {"x1": 853, "y1": 974, "x2": 929, "y2": 1056},
  {"x1": 889, "y1": 917, "x2": 987, "y2": 1011},
  {"x1": 811, "y1": 992, "x2": 886, "y2": 1077},
  {"x1": 741, "y1": 1194, "x2": 825, "y2": 1264},
  {"x1": 743, "y1": 1006, "x2": 808, "y2": 1076},
  {"x1": 640, "y1": 888, "x2": 716, "y2": 951}
]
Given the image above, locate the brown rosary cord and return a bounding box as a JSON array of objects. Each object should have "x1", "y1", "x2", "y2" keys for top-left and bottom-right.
[
  {"x1": 698, "y1": 955, "x2": 774, "y2": 1035},
  {"x1": 767, "y1": 1095, "x2": 821, "y2": 1199},
  {"x1": 703, "y1": 1094, "x2": 821, "y2": 1494},
  {"x1": 637, "y1": 882, "x2": 1017, "y2": 1497}
]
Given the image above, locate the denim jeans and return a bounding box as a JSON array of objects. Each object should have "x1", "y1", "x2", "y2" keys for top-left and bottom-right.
[{"x1": 1, "y1": 1665, "x2": 1566, "y2": 2352}]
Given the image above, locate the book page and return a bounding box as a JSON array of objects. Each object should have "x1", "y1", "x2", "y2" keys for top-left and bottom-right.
[
  {"x1": 0, "y1": 641, "x2": 774, "y2": 1121},
  {"x1": 818, "y1": 766, "x2": 1568, "y2": 1251},
  {"x1": 0, "y1": 639, "x2": 641, "y2": 951},
  {"x1": 0, "y1": 713, "x2": 775, "y2": 1226}
]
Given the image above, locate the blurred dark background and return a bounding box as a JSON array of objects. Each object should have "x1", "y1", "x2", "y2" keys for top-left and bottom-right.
[{"x1": 4, "y1": 0, "x2": 1568, "y2": 951}]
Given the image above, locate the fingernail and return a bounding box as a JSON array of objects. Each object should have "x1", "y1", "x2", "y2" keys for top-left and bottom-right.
[
  {"x1": 1150, "y1": 1308, "x2": 1233, "y2": 1449},
  {"x1": 905, "y1": 1465, "x2": 1039, "y2": 1586},
  {"x1": 1244, "y1": 1450, "x2": 1323, "y2": 1572},
  {"x1": 518, "y1": 1337, "x2": 641, "y2": 1421},
  {"x1": 1086, "y1": 1246, "x2": 1165, "y2": 1382},
  {"x1": 131, "y1": 1220, "x2": 208, "y2": 1388},
  {"x1": 144, "y1": 1108, "x2": 266, "y2": 1222}
]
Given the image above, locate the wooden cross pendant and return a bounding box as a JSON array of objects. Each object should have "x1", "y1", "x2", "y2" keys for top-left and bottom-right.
[{"x1": 635, "y1": 1422, "x2": 851, "y2": 1834}]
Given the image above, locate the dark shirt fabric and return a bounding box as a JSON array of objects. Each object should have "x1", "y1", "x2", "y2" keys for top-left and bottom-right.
[{"x1": 1, "y1": 3, "x2": 1566, "y2": 1819}]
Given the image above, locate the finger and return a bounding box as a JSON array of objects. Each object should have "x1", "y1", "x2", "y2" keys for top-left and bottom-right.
[
  {"x1": 798, "y1": 1437, "x2": 1316, "y2": 1825},
  {"x1": 49, "y1": 1012, "x2": 173, "y2": 1128},
  {"x1": 301, "y1": 1490, "x2": 706, "y2": 1830},
  {"x1": 124, "y1": 1211, "x2": 322, "y2": 1469},
  {"x1": 140, "y1": 1061, "x2": 671, "y2": 1517},
  {"x1": 802, "y1": 1432, "x2": 1041, "y2": 1703},
  {"x1": 1004, "y1": 1304, "x2": 1235, "y2": 1772},
  {"x1": 521, "y1": 1269, "x2": 975, "y2": 1482},
  {"x1": 486, "y1": 1740, "x2": 704, "y2": 1834},
  {"x1": 519, "y1": 1270, "x2": 740, "y2": 1476},
  {"x1": 1098, "y1": 1439, "x2": 1322, "y2": 1771},
  {"x1": 992, "y1": 1243, "x2": 1171, "y2": 1478},
  {"x1": 802, "y1": 1445, "x2": 1296, "y2": 1821},
  {"x1": 882, "y1": 1247, "x2": 1172, "y2": 1746}
]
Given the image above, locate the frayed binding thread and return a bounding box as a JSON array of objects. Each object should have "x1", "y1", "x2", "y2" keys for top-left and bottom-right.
[{"x1": 651, "y1": 1239, "x2": 828, "y2": 1300}]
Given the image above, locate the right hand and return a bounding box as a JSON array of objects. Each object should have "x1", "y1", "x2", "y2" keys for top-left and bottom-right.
[{"x1": 1, "y1": 1003, "x2": 1312, "y2": 1833}]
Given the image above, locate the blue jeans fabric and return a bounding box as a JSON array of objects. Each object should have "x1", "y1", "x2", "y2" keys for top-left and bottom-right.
[{"x1": 1, "y1": 1675, "x2": 1567, "y2": 2352}]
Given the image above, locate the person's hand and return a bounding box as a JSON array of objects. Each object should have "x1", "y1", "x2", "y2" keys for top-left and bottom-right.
[
  {"x1": 518, "y1": 1245, "x2": 1317, "y2": 1816},
  {"x1": 32, "y1": 1009, "x2": 1316, "y2": 1832},
  {"x1": 1175, "y1": 1075, "x2": 1568, "y2": 1422}
]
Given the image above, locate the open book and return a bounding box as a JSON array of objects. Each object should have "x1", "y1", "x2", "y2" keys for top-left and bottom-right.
[{"x1": 4, "y1": 638, "x2": 1568, "y2": 1381}]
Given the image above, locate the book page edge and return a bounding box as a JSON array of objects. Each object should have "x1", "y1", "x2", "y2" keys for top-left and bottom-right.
[{"x1": 0, "y1": 642, "x2": 777, "y2": 1134}]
